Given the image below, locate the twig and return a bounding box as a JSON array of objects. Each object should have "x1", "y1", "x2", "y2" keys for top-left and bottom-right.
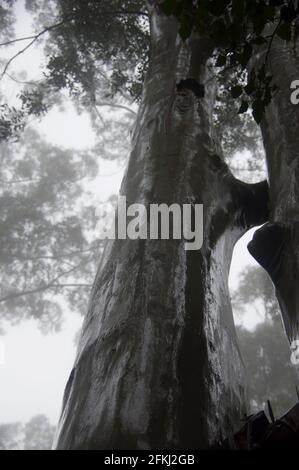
[
  {"x1": 0, "y1": 262, "x2": 86, "y2": 303},
  {"x1": 265, "y1": 18, "x2": 282, "y2": 65},
  {"x1": 0, "y1": 17, "x2": 73, "y2": 80},
  {"x1": 96, "y1": 102, "x2": 137, "y2": 116}
]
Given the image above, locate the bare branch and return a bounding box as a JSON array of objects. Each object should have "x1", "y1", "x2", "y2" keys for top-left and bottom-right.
[
  {"x1": 0, "y1": 262, "x2": 88, "y2": 303},
  {"x1": 96, "y1": 102, "x2": 137, "y2": 116},
  {"x1": 5, "y1": 72, "x2": 42, "y2": 87},
  {"x1": 265, "y1": 18, "x2": 282, "y2": 65},
  {"x1": 2, "y1": 248, "x2": 95, "y2": 262},
  {"x1": 0, "y1": 17, "x2": 73, "y2": 79},
  {"x1": 51, "y1": 284, "x2": 92, "y2": 288},
  {"x1": 0, "y1": 178, "x2": 39, "y2": 184},
  {"x1": 0, "y1": 34, "x2": 40, "y2": 47}
]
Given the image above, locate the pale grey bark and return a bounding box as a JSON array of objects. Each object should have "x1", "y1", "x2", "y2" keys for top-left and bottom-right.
[
  {"x1": 54, "y1": 10, "x2": 268, "y2": 450},
  {"x1": 248, "y1": 38, "x2": 299, "y2": 343}
]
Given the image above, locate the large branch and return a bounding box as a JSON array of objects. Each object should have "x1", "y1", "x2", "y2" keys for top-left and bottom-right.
[
  {"x1": 52, "y1": 283, "x2": 92, "y2": 288},
  {"x1": 0, "y1": 263, "x2": 87, "y2": 303},
  {"x1": 247, "y1": 222, "x2": 287, "y2": 283},
  {"x1": 2, "y1": 248, "x2": 94, "y2": 262},
  {"x1": 209, "y1": 153, "x2": 269, "y2": 230},
  {"x1": 95, "y1": 102, "x2": 137, "y2": 116},
  {"x1": 230, "y1": 177, "x2": 269, "y2": 230}
]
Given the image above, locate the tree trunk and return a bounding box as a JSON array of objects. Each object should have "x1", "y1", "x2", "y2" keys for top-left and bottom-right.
[
  {"x1": 248, "y1": 37, "x2": 299, "y2": 344},
  {"x1": 54, "y1": 10, "x2": 268, "y2": 450}
]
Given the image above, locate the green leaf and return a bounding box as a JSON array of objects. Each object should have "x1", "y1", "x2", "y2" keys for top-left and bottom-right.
[
  {"x1": 210, "y1": 18, "x2": 227, "y2": 45},
  {"x1": 265, "y1": 5, "x2": 276, "y2": 22},
  {"x1": 215, "y1": 54, "x2": 227, "y2": 67},
  {"x1": 231, "y1": 85, "x2": 243, "y2": 98},
  {"x1": 277, "y1": 22, "x2": 292, "y2": 41},
  {"x1": 160, "y1": 0, "x2": 176, "y2": 16},
  {"x1": 238, "y1": 100, "x2": 249, "y2": 114},
  {"x1": 280, "y1": 5, "x2": 296, "y2": 23},
  {"x1": 244, "y1": 81, "x2": 256, "y2": 95},
  {"x1": 178, "y1": 15, "x2": 194, "y2": 40},
  {"x1": 269, "y1": 0, "x2": 284, "y2": 6},
  {"x1": 252, "y1": 100, "x2": 265, "y2": 124},
  {"x1": 226, "y1": 22, "x2": 244, "y2": 44},
  {"x1": 207, "y1": 0, "x2": 230, "y2": 17},
  {"x1": 232, "y1": 0, "x2": 245, "y2": 19},
  {"x1": 240, "y1": 42, "x2": 253, "y2": 68}
]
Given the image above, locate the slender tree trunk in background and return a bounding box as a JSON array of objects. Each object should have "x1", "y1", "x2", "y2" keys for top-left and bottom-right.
[
  {"x1": 54, "y1": 9, "x2": 268, "y2": 450},
  {"x1": 248, "y1": 38, "x2": 299, "y2": 344}
]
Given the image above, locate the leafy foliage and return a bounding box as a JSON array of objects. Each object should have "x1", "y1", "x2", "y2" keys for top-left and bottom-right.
[
  {"x1": 0, "y1": 103, "x2": 25, "y2": 142},
  {"x1": 233, "y1": 266, "x2": 299, "y2": 416},
  {"x1": 0, "y1": 0, "x2": 144, "y2": 142},
  {"x1": 0, "y1": 127, "x2": 103, "y2": 333},
  {"x1": 29, "y1": 0, "x2": 150, "y2": 102},
  {"x1": 0, "y1": 0, "x2": 16, "y2": 41},
  {"x1": 0, "y1": 421, "x2": 22, "y2": 450},
  {"x1": 232, "y1": 266, "x2": 278, "y2": 320},
  {"x1": 214, "y1": 70, "x2": 265, "y2": 168},
  {"x1": 0, "y1": 414, "x2": 55, "y2": 450},
  {"x1": 237, "y1": 322, "x2": 298, "y2": 416},
  {"x1": 0, "y1": 0, "x2": 296, "y2": 134},
  {"x1": 23, "y1": 415, "x2": 55, "y2": 450},
  {"x1": 161, "y1": 0, "x2": 299, "y2": 122}
]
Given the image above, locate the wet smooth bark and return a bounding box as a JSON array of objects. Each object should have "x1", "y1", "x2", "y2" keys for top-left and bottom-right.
[
  {"x1": 54, "y1": 9, "x2": 268, "y2": 449},
  {"x1": 248, "y1": 37, "x2": 299, "y2": 344}
]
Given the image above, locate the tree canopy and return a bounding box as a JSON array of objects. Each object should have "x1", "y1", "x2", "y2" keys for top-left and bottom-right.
[
  {"x1": 1, "y1": 0, "x2": 294, "y2": 139},
  {"x1": 0, "y1": 127, "x2": 102, "y2": 332},
  {"x1": 161, "y1": 0, "x2": 299, "y2": 123},
  {"x1": 0, "y1": 414, "x2": 55, "y2": 450}
]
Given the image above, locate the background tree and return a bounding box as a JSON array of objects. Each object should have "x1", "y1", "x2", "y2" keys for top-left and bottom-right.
[
  {"x1": 232, "y1": 266, "x2": 298, "y2": 417},
  {"x1": 23, "y1": 414, "x2": 55, "y2": 450},
  {"x1": 0, "y1": 414, "x2": 55, "y2": 450},
  {"x1": 0, "y1": 127, "x2": 101, "y2": 333},
  {"x1": 0, "y1": 0, "x2": 137, "y2": 332},
  {"x1": 0, "y1": 421, "x2": 22, "y2": 450}
]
